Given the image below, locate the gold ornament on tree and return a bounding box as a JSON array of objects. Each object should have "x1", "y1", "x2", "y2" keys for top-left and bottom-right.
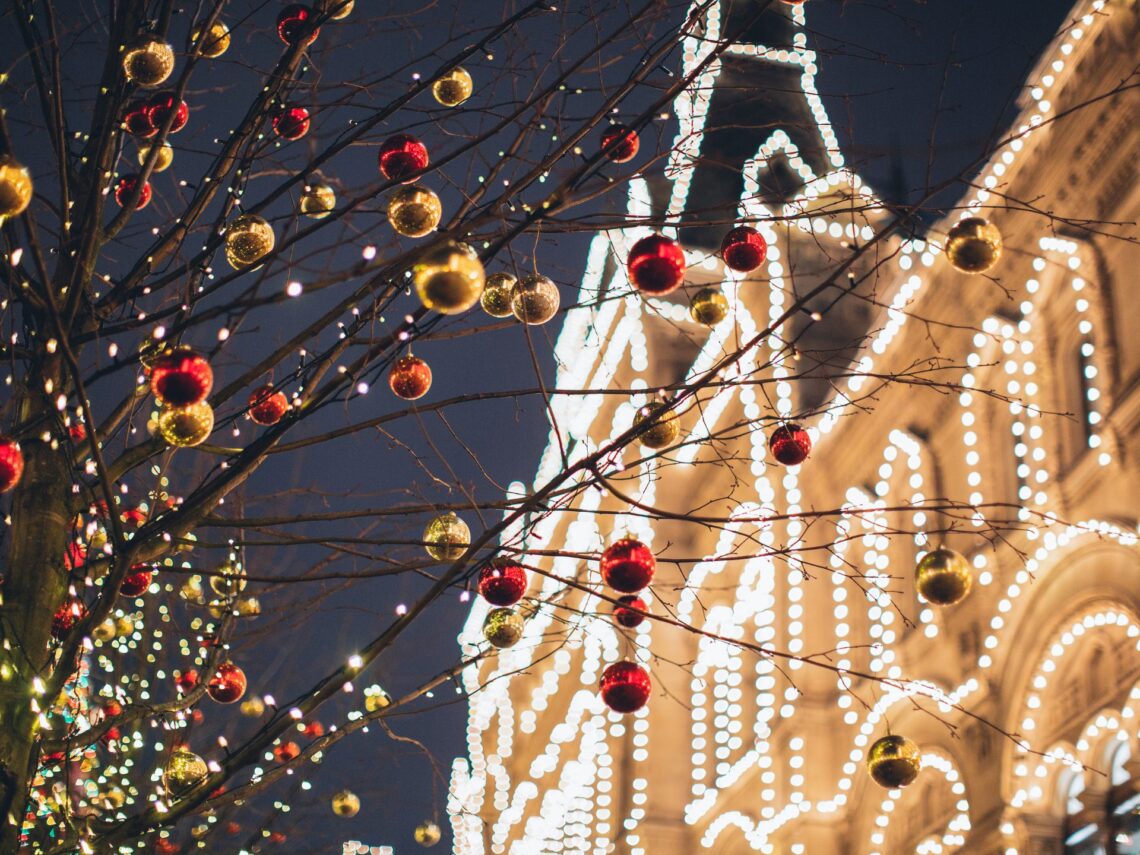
[
  {"x1": 157, "y1": 401, "x2": 214, "y2": 447},
  {"x1": 122, "y1": 38, "x2": 176, "y2": 87},
  {"x1": 137, "y1": 141, "x2": 174, "y2": 172},
  {"x1": 210, "y1": 563, "x2": 247, "y2": 597},
  {"x1": 93, "y1": 617, "x2": 117, "y2": 642},
  {"x1": 414, "y1": 821, "x2": 442, "y2": 846},
  {"x1": 483, "y1": 607, "x2": 525, "y2": 649},
  {"x1": 423, "y1": 512, "x2": 470, "y2": 560},
  {"x1": 511, "y1": 274, "x2": 560, "y2": 325},
  {"x1": 240, "y1": 696, "x2": 266, "y2": 717},
  {"x1": 633, "y1": 404, "x2": 679, "y2": 449},
  {"x1": 689, "y1": 286, "x2": 729, "y2": 326},
  {"x1": 317, "y1": 0, "x2": 354, "y2": 20},
  {"x1": 192, "y1": 21, "x2": 231, "y2": 58},
  {"x1": 163, "y1": 748, "x2": 209, "y2": 795},
  {"x1": 431, "y1": 67, "x2": 473, "y2": 107},
  {"x1": 866, "y1": 734, "x2": 921, "y2": 789},
  {"x1": 224, "y1": 213, "x2": 275, "y2": 269},
  {"x1": 413, "y1": 241, "x2": 485, "y2": 314},
  {"x1": 481, "y1": 272, "x2": 517, "y2": 318},
  {"x1": 300, "y1": 182, "x2": 336, "y2": 219},
  {"x1": 387, "y1": 185, "x2": 442, "y2": 237},
  {"x1": 0, "y1": 156, "x2": 34, "y2": 218},
  {"x1": 945, "y1": 216, "x2": 1002, "y2": 274},
  {"x1": 235, "y1": 595, "x2": 261, "y2": 617},
  {"x1": 915, "y1": 546, "x2": 972, "y2": 606},
  {"x1": 331, "y1": 789, "x2": 361, "y2": 817}
]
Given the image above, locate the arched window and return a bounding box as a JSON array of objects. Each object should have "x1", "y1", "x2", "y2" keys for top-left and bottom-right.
[
  {"x1": 1064, "y1": 773, "x2": 1107, "y2": 855},
  {"x1": 1108, "y1": 742, "x2": 1140, "y2": 854}
]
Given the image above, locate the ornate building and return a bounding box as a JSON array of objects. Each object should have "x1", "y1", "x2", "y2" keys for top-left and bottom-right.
[{"x1": 449, "y1": 0, "x2": 1140, "y2": 852}]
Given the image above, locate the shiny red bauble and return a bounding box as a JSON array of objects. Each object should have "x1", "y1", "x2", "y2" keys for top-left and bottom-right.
[
  {"x1": 378, "y1": 134, "x2": 429, "y2": 183},
  {"x1": 65, "y1": 541, "x2": 87, "y2": 571},
  {"x1": 600, "y1": 538, "x2": 655, "y2": 593},
  {"x1": 768, "y1": 423, "x2": 811, "y2": 466},
  {"x1": 720, "y1": 226, "x2": 768, "y2": 272},
  {"x1": 114, "y1": 175, "x2": 152, "y2": 210},
  {"x1": 154, "y1": 839, "x2": 180, "y2": 855},
  {"x1": 124, "y1": 100, "x2": 157, "y2": 138},
  {"x1": 175, "y1": 669, "x2": 199, "y2": 693},
  {"x1": 613, "y1": 594, "x2": 648, "y2": 628},
  {"x1": 601, "y1": 124, "x2": 639, "y2": 163},
  {"x1": 273, "y1": 741, "x2": 301, "y2": 763},
  {"x1": 277, "y1": 4, "x2": 320, "y2": 45},
  {"x1": 121, "y1": 507, "x2": 147, "y2": 529},
  {"x1": 0, "y1": 437, "x2": 24, "y2": 492},
  {"x1": 120, "y1": 566, "x2": 153, "y2": 597},
  {"x1": 627, "y1": 234, "x2": 685, "y2": 295},
  {"x1": 302, "y1": 720, "x2": 324, "y2": 738},
  {"x1": 147, "y1": 92, "x2": 189, "y2": 133},
  {"x1": 599, "y1": 661, "x2": 651, "y2": 713},
  {"x1": 207, "y1": 662, "x2": 247, "y2": 704},
  {"x1": 51, "y1": 600, "x2": 86, "y2": 640},
  {"x1": 150, "y1": 347, "x2": 213, "y2": 407},
  {"x1": 69, "y1": 422, "x2": 87, "y2": 442},
  {"x1": 477, "y1": 559, "x2": 528, "y2": 607},
  {"x1": 249, "y1": 386, "x2": 289, "y2": 425},
  {"x1": 388, "y1": 354, "x2": 432, "y2": 400},
  {"x1": 272, "y1": 106, "x2": 310, "y2": 140}
]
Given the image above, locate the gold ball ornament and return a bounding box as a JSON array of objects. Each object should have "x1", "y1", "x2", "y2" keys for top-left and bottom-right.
[
  {"x1": 432, "y1": 67, "x2": 473, "y2": 107},
  {"x1": 511, "y1": 274, "x2": 560, "y2": 325},
  {"x1": 235, "y1": 595, "x2": 261, "y2": 617},
  {"x1": 300, "y1": 182, "x2": 336, "y2": 219},
  {"x1": 867, "y1": 734, "x2": 922, "y2": 789},
  {"x1": 207, "y1": 598, "x2": 230, "y2": 619},
  {"x1": 945, "y1": 216, "x2": 1002, "y2": 274},
  {"x1": 93, "y1": 617, "x2": 117, "y2": 642},
  {"x1": 115, "y1": 616, "x2": 135, "y2": 637},
  {"x1": 240, "y1": 696, "x2": 266, "y2": 717},
  {"x1": 98, "y1": 788, "x2": 127, "y2": 811},
  {"x1": 137, "y1": 141, "x2": 174, "y2": 172},
  {"x1": 331, "y1": 789, "x2": 360, "y2": 817},
  {"x1": 387, "y1": 185, "x2": 442, "y2": 238},
  {"x1": 915, "y1": 546, "x2": 972, "y2": 606},
  {"x1": 122, "y1": 38, "x2": 176, "y2": 87},
  {"x1": 689, "y1": 286, "x2": 729, "y2": 326},
  {"x1": 163, "y1": 748, "x2": 209, "y2": 796},
  {"x1": 413, "y1": 241, "x2": 485, "y2": 314},
  {"x1": 179, "y1": 575, "x2": 205, "y2": 603},
  {"x1": 0, "y1": 157, "x2": 33, "y2": 218},
  {"x1": 210, "y1": 563, "x2": 247, "y2": 597},
  {"x1": 423, "y1": 511, "x2": 470, "y2": 561},
  {"x1": 192, "y1": 21, "x2": 231, "y2": 58},
  {"x1": 224, "y1": 214, "x2": 275, "y2": 269},
  {"x1": 364, "y1": 685, "x2": 392, "y2": 712},
  {"x1": 157, "y1": 401, "x2": 214, "y2": 447},
  {"x1": 414, "y1": 821, "x2": 442, "y2": 847},
  {"x1": 481, "y1": 272, "x2": 517, "y2": 318},
  {"x1": 317, "y1": 0, "x2": 354, "y2": 19},
  {"x1": 633, "y1": 404, "x2": 679, "y2": 449},
  {"x1": 482, "y1": 607, "x2": 525, "y2": 649}
]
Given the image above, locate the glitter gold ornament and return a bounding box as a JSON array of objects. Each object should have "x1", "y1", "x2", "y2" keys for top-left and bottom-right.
[
  {"x1": 423, "y1": 512, "x2": 470, "y2": 561},
  {"x1": 157, "y1": 401, "x2": 214, "y2": 447},
  {"x1": 122, "y1": 38, "x2": 175, "y2": 87},
  {"x1": 235, "y1": 595, "x2": 261, "y2": 617},
  {"x1": 432, "y1": 67, "x2": 473, "y2": 107},
  {"x1": 414, "y1": 821, "x2": 442, "y2": 846},
  {"x1": 192, "y1": 21, "x2": 231, "y2": 58},
  {"x1": 240, "y1": 696, "x2": 266, "y2": 717},
  {"x1": 481, "y1": 273, "x2": 516, "y2": 318},
  {"x1": 299, "y1": 182, "x2": 336, "y2": 219},
  {"x1": 210, "y1": 563, "x2": 246, "y2": 597},
  {"x1": 387, "y1": 185, "x2": 442, "y2": 238},
  {"x1": 364, "y1": 686, "x2": 391, "y2": 712},
  {"x1": 867, "y1": 734, "x2": 921, "y2": 788},
  {"x1": 93, "y1": 617, "x2": 117, "y2": 642},
  {"x1": 412, "y1": 241, "x2": 485, "y2": 314},
  {"x1": 945, "y1": 216, "x2": 1002, "y2": 274},
  {"x1": 137, "y1": 141, "x2": 174, "y2": 172},
  {"x1": 689, "y1": 286, "x2": 729, "y2": 326},
  {"x1": 915, "y1": 546, "x2": 972, "y2": 606},
  {"x1": 224, "y1": 214, "x2": 275, "y2": 269},
  {"x1": 180, "y1": 576, "x2": 205, "y2": 603},
  {"x1": 163, "y1": 748, "x2": 209, "y2": 795},
  {"x1": 511, "y1": 274, "x2": 560, "y2": 325},
  {"x1": 633, "y1": 404, "x2": 679, "y2": 449},
  {"x1": 115, "y1": 616, "x2": 135, "y2": 637},
  {"x1": 98, "y1": 787, "x2": 126, "y2": 810},
  {"x1": 331, "y1": 790, "x2": 360, "y2": 817},
  {"x1": 0, "y1": 157, "x2": 33, "y2": 218},
  {"x1": 317, "y1": 0, "x2": 354, "y2": 19}
]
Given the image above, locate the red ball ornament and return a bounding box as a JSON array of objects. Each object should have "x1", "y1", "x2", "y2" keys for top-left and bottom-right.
[
  {"x1": 120, "y1": 566, "x2": 153, "y2": 597},
  {"x1": 627, "y1": 234, "x2": 685, "y2": 295},
  {"x1": 207, "y1": 662, "x2": 247, "y2": 704},
  {"x1": 69, "y1": 422, "x2": 87, "y2": 442},
  {"x1": 120, "y1": 506, "x2": 147, "y2": 529},
  {"x1": 154, "y1": 839, "x2": 180, "y2": 855},
  {"x1": 388, "y1": 354, "x2": 432, "y2": 400},
  {"x1": 768, "y1": 423, "x2": 811, "y2": 466},
  {"x1": 64, "y1": 541, "x2": 87, "y2": 571},
  {"x1": 269, "y1": 832, "x2": 287, "y2": 845},
  {"x1": 150, "y1": 347, "x2": 213, "y2": 407},
  {"x1": 600, "y1": 538, "x2": 655, "y2": 593},
  {"x1": 0, "y1": 437, "x2": 25, "y2": 492},
  {"x1": 273, "y1": 741, "x2": 301, "y2": 763},
  {"x1": 175, "y1": 669, "x2": 199, "y2": 693},
  {"x1": 51, "y1": 599, "x2": 86, "y2": 640},
  {"x1": 599, "y1": 661, "x2": 651, "y2": 713},
  {"x1": 302, "y1": 720, "x2": 324, "y2": 738},
  {"x1": 613, "y1": 594, "x2": 647, "y2": 628},
  {"x1": 720, "y1": 226, "x2": 768, "y2": 272},
  {"x1": 272, "y1": 106, "x2": 311, "y2": 140},
  {"x1": 124, "y1": 100, "x2": 157, "y2": 138},
  {"x1": 248, "y1": 386, "x2": 289, "y2": 425},
  {"x1": 601, "y1": 124, "x2": 639, "y2": 163},
  {"x1": 147, "y1": 92, "x2": 189, "y2": 133},
  {"x1": 378, "y1": 134, "x2": 429, "y2": 183},
  {"x1": 277, "y1": 4, "x2": 320, "y2": 45},
  {"x1": 477, "y1": 559, "x2": 528, "y2": 607},
  {"x1": 114, "y1": 175, "x2": 152, "y2": 210}
]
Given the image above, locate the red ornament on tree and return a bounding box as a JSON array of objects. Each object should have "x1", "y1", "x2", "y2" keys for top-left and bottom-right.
[
  {"x1": 154, "y1": 839, "x2": 180, "y2": 855},
  {"x1": 120, "y1": 566, "x2": 153, "y2": 597},
  {"x1": 64, "y1": 540, "x2": 87, "y2": 571},
  {"x1": 273, "y1": 741, "x2": 301, "y2": 763},
  {"x1": 272, "y1": 106, "x2": 311, "y2": 140},
  {"x1": 69, "y1": 422, "x2": 87, "y2": 443},
  {"x1": 599, "y1": 661, "x2": 651, "y2": 713},
  {"x1": 600, "y1": 538, "x2": 655, "y2": 593},
  {"x1": 378, "y1": 134, "x2": 429, "y2": 183},
  {"x1": 114, "y1": 175, "x2": 152, "y2": 210},
  {"x1": 150, "y1": 347, "x2": 213, "y2": 407},
  {"x1": 302, "y1": 720, "x2": 324, "y2": 738},
  {"x1": 613, "y1": 594, "x2": 647, "y2": 628},
  {"x1": 720, "y1": 226, "x2": 768, "y2": 272},
  {"x1": 124, "y1": 100, "x2": 157, "y2": 138},
  {"x1": 388, "y1": 354, "x2": 432, "y2": 400},
  {"x1": 175, "y1": 669, "x2": 199, "y2": 693},
  {"x1": 121, "y1": 506, "x2": 147, "y2": 529},
  {"x1": 51, "y1": 600, "x2": 86, "y2": 640},
  {"x1": 146, "y1": 92, "x2": 189, "y2": 133},
  {"x1": 627, "y1": 234, "x2": 685, "y2": 295},
  {"x1": 207, "y1": 662, "x2": 248, "y2": 704},
  {"x1": 0, "y1": 437, "x2": 24, "y2": 492},
  {"x1": 249, "y1": 386, "x2": 289, "y2": 425},
  {"x1": 601, "y1": 124, "x2": 639, "y2": 163},
  {"x1": 768, "y1": 423, "x2": 811, "y2": 466},
  {"x1": 277, "y1": 4, "x2": 320, "y2": 45},
  {"x1": 477, "y1": 559, "x2": 528, "y2": 607}
]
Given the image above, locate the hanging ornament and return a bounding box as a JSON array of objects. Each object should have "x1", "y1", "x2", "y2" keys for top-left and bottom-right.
[
  {"x1": 0, "y1": 157, "x2": 34, "y2": 217},
  {"x1": 331, "y1": 789, "x2": 360, "y2": 817},
  {"x1": 299, "y1": 181, "x2": 336, "y2": 218},
  {"x1": 432, "y1": 67, "x2": 473, "y2": 107},
  {"x1": 150, "y1": 347, "x2": 212, "y2": 406},
  {"x1": 866, "y1": 734, "x2": 921, "y2": 788},
  {"x1": 481, "y1": 273, "x2": 517, "y2": 318},
  {"x1": 164, "y1": 748, "x2": 209, "y2": 795},
  {"x1": 241, "y1": 696, "x2": 266, "y2": 717},
  {"x1": 180, "y1": 576, "x2": 205, "y2": 603},
  {"x1": 272, "y1": 105, "x2": 311, "y2": 140},
  {"x1": 945, "y1": 216, "x2": 1002, "y2": 274},
  {"x1": 192, "y1": 21, "x2": 231, "y2": 58},
  {"x1": 720, "y1": 225, "x2": 768, "y2": 272},
  {"x1": 423, "y1": 512, "x2": 470, "y2": 561},
  {"x1": 413, "y1": 241, "x2": 486, "y2": 314},
  {"x1": 210, "y1": 562, "x2": 247, "y2": 597},
  {"x1": 114, "y1": 175, "x2": 152, "y2": 210},
  {"x1": 613, "y1": 594, "x2": 647, "y2": 628},
  {"x1": 477, "y1": 558, "x2": 528, "y2": 606},
  {"x1": 224, "y1": 213, "x2": 275, "y2": 269},
  {"x1": 511, "y1": 274, "x2": 560, "y2": 325},
  {"x1": 388, "y1": 354, "x2": 432, "y2": 400},
  {"x1": 207, "y1": 662, "x2": 247, "y2": 704},
  {"x1": 414, "y1": 821, "x2": 442, "y2": 847},
  {"x1": 768, "y1": 423, "x2": 810, "y2": 466},
  {"x1": 137, "y1": 141, "x2": 174, "y2": 172},
  {"x1": 248, "y1": 386, "x2": 289, "y2": 425},
  {"x1": 123, "y1": 100, "x2": 157, "y2": 138},
  {"x1": 51, "y1": 599, "x2": 86, "y2": 640},
  {"x1": 273, "y1": 742, "x2": 301, "y2": 763},
  {"x1": 120, "y1": 566, "x2": 153, "y2": 597},
  {"x1": 277, "y1": 4, "x2": 320, "y2": 46},
  {"x1": 599, "y1": 661, "x2": 651, "y2": 713},
  {"x1": 235, "y1": 595, "x2": 261, "y2": 617},
  {"x1": 93, "y1": 617, "x2": 117, "y2": 642},
  {"x1": 146, "y1": 92, "x2": 189, "y2": 133},
  {"x1": 689, "y1": 286, "x2": 729, "y2": 326},
  {"x1": 600, "y1": 538, "x2": 655, "y2": 593},
  {"x1": 157, "y1": 402, "x2": 215, "y2": 447},
  {"x1": 483, "y1": 608, "x2": 524, "y2": 649},
  {"x1": 600, "y1": 124, "x2": 639, "y2": 163},
  {"x1": 633, "y1": 404, "x2": 679, "y2": 449},
  {"x1": 627, "y1": 234, "x2": 685, "y2": 295},
  {"x1": 122, "y1": 37, "x2": 175, "y2": 87},
  {"x1": 915, "y1": 546, "x2": 972, "y2": 606},
  {"x1": 378, "y1": 134, "x2": 429, "y2": 183},
  {"x1": 154, "y1": 839, "x2": 179, "y2": 855},
  {"x1": 317, "y1": 0, "x2": 354, "y2": 19},
  {"x1": 364, "y1": 685, "x2": 392, "y2": 712},
  {"x1": 0, "y1": 438, "x2": 24, "y2": 492},
  {"x1": 175, "y1": 669, "x2": 199, "y2": 693},
  {"x1": 387, "y1": 185, "x2": 442, "y2": 238}
]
